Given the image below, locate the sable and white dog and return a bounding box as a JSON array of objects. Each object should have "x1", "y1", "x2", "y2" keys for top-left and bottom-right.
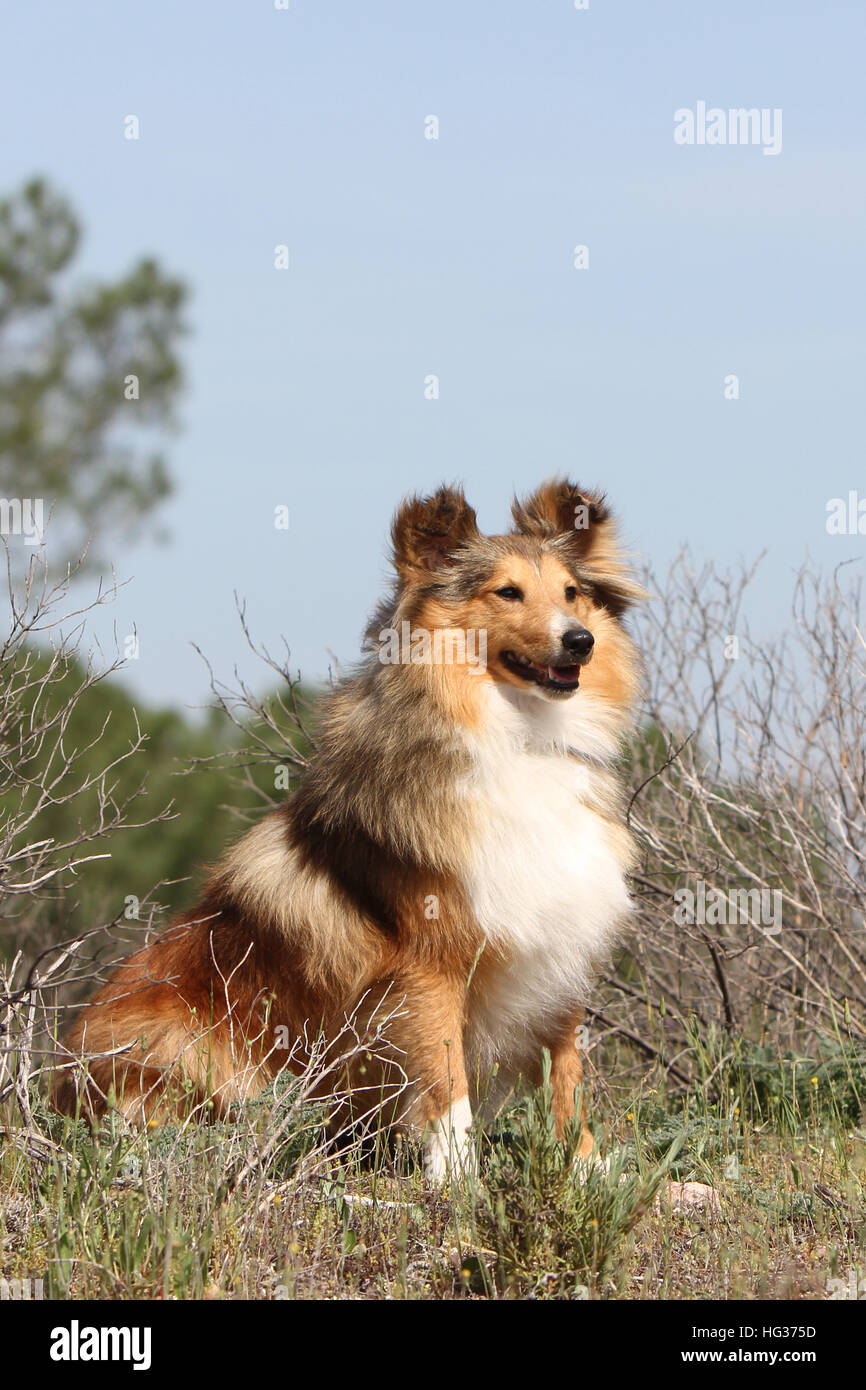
[{"x1": 53, "y1": 479, "x2": 645, "y2": 1180}]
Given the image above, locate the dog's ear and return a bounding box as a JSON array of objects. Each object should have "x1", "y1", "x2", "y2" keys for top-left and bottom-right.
[
  {"x1": 391, "y1": 485, "x2": 479, "y2": 580},
  {"x1": 512, "y1": 477, "x2": 647, "y2": 613},
  {"x1": 511, "y1": 478, "x2": 609, "y2": 550}
]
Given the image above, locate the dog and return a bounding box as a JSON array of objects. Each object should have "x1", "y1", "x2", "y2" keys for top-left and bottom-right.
[{"x1": 52, "y1": 478, "x2": 645, "y2": 1180}]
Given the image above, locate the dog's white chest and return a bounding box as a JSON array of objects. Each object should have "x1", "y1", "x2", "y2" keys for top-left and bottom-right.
[{"x1": 461, "y1": 696, "x2": 632, "y2": 1070}]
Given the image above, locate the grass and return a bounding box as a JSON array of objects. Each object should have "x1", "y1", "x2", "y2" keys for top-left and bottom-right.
[{"x1": 2, "y1": 1035, "x2": 865, "y2": 1301}]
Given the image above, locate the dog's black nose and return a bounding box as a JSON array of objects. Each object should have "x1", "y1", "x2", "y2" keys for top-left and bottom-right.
[{"x1": 561, "y1": 626, "x2": 594, "y2": 657}]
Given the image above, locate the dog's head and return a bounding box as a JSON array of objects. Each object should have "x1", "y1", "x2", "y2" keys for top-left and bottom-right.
[{"x1": 385, "y1": 479, "x2": 645, "y2": 706}]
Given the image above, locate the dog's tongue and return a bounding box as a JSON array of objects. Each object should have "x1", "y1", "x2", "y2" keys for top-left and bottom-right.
[{"x1": 548, "y1": 665, "x2": 580, "y2": 684}]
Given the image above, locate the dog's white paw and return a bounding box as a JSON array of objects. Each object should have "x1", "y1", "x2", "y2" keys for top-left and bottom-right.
[
  {"x1": 572, "y1": 1151, "x2": 611, "y2": 1180},
  {"x1": 423, "y1": 1096, "x2": 477, "y2": 1184},
  {"x1": 572, "y1": 1148, "x2": 638, "y2": 1186}
]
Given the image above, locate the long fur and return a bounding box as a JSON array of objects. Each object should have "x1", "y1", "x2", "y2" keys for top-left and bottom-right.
[{"x1": 52, "y1": 479, "x2": 644, "y2": 1175}]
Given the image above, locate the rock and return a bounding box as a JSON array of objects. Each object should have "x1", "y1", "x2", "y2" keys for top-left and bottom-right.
[{"x1": 655, "y1": 1181, "x2": 721, "y2": 1215}]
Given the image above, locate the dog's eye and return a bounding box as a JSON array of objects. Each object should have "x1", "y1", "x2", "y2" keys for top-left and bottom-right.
[
  {"x1": 564, "y1": 585, "x2": 578, "y2": 602},
  {"x1": 494, "y1": 585, "x2": 523, "y2": 602}
]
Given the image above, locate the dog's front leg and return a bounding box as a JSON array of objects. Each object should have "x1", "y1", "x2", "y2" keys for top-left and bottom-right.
[
  {"x1": 546, "y1": 1007, "x2": 597, "y2": 1162},
  {"x1": 395, "y1": 969, "x2": 474, "y2": 1183}
]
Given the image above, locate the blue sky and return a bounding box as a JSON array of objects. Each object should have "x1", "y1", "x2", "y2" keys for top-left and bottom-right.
[{"x1": 3, "y1": 0, "x2": 864, "y2": 709}]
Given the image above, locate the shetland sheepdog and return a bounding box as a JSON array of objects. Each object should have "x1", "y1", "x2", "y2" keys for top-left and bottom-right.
[{"x1": 52, "y1": 479, "x2": 645, "y2": 1179}]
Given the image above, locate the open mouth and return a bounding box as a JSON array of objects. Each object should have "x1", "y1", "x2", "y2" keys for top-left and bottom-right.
[{"x1": 500, "y1": 650, "x2": 583, "y2": 694}]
